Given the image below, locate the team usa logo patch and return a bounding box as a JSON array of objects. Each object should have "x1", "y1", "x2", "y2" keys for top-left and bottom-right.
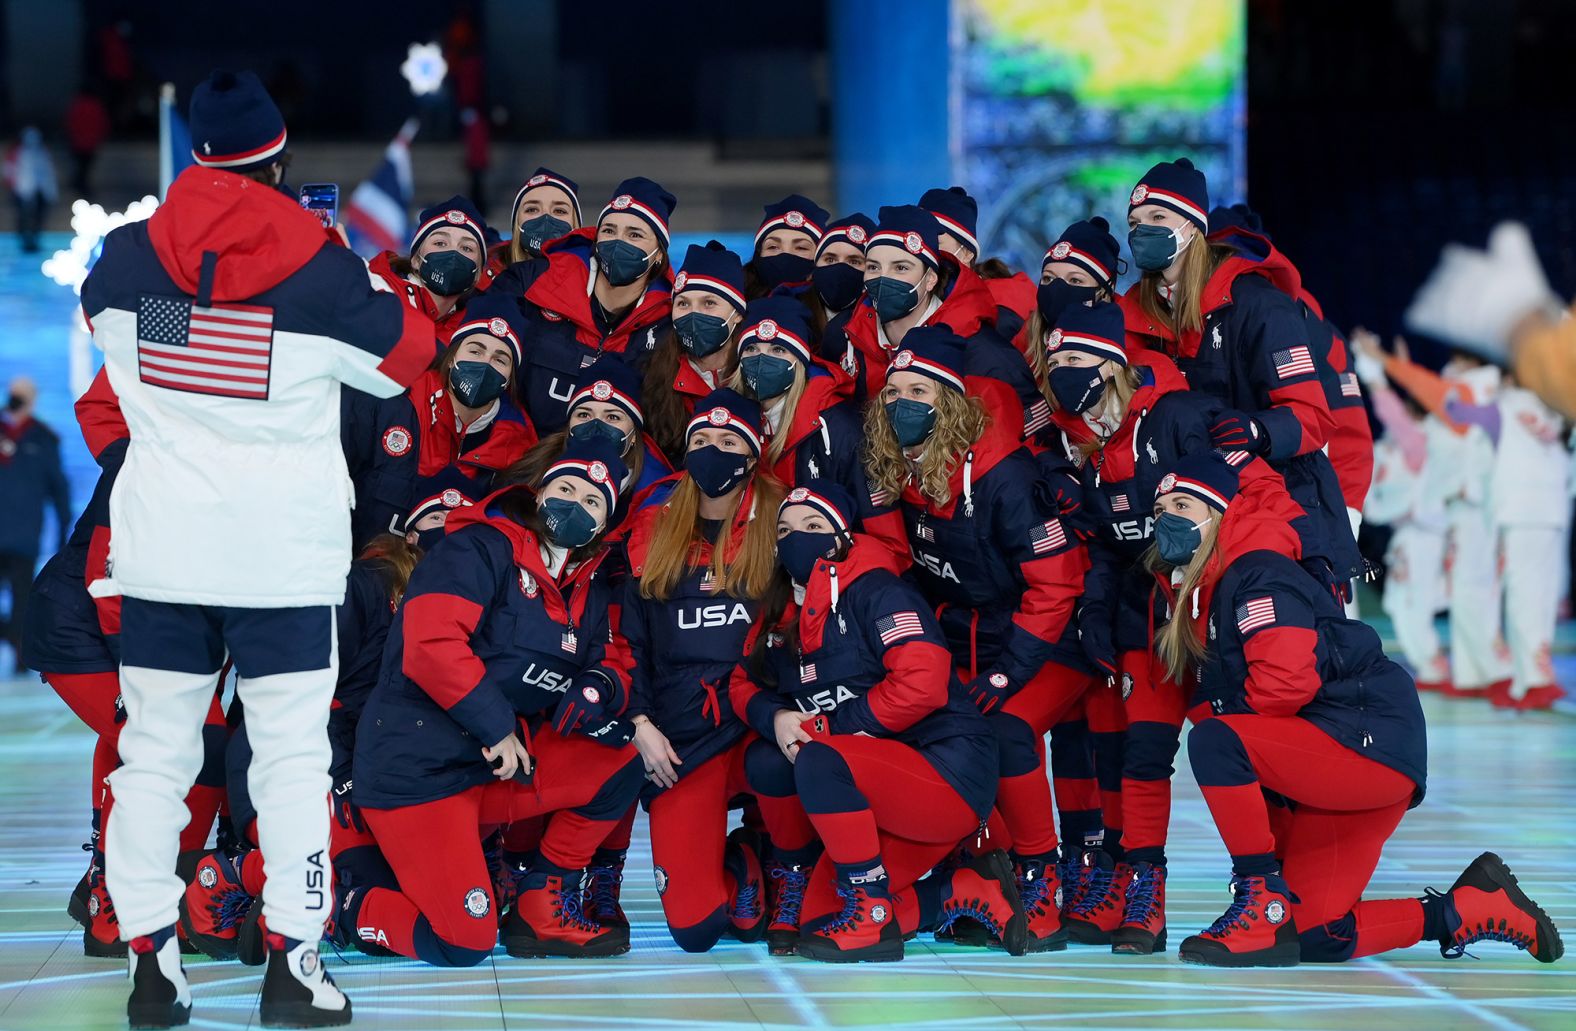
[
  {"x1": 299, "y1": 948, "x2": 319, "y2": 976},
  {"x1": 582, "y1": 684, "x2": 602, "y2": 704},
  {"x1": 707, "y1": 407, "x2": 730, "y2": 426},
  {"x1": 611, "y1": 194, "x2": 633, "y2": 210},
  {"x1": 870, "y1": 904, "x2": 889, "y2": 924},
  {"x1": 446, "y1": 210, "x2": 467, "y2": 225},
  {"x1": 1047, "y1": 328, "x2": 1064, "y2": 349},
  {"x1": 654, "y1": 866, "x2": 669, "y2": 896},
  {"x1": 786, "y1": 210, "x2": 806, "y2": 228},
  {"x1": 1157, "y1": 472, "x2": 1178, "y2": 494},
  {"x1": 673, "y1": 271, "x2": 688, "y2": 291},
  {"x1": 989, "y1": 672, "x2": 1009, "y2": 689},
  {"x1": 488, "y1": 317, "x2": 510, "y2": 337},
  {"x1": 1264, "y1": 899, "x2": 1287, "y2": 925},
  {"x1": 591, "y1": 380, "x2": 614, "y2": 401},
  {"x1": 756, "y1": 319, "x2": 779, "y2": 340},
  {"x1": 528, "y1": 173, "x2": 549, "y2": 187},
  {"x1": 1121, "y1": 672, "x2": 1134, "y2": 700},
  {"x1": 519, "y1": 570, "x2": 539, "y2": 598},
  {"x1": 441, "y1": 489, "x2": 465, "y2": 508},
  {"x1": 891, "y1": 350, "x2": 915, "y2": 370},
  {"x1": 1131, "y1": 184, "x2": 1150, "y2": 205},
  {"x1": 903, "y1": 231, "x2": 924, "y2": 254},
  {"x1": 382, "y1": 426, "x2": 412, "y2": 457},
  {"x1": 588, "y1": 461, "x2": 610, "y2": 484},
  {"x1": 464, "y1": 887, "x2": 491, "y2": 918},
  {"x1": 198, "y1": 864, "x2": 218, "y2": 889},
  {"x1": 542, "y1": 309, "x2": 565, "y2": 321},
  {"x1": 1050, "y1": 241, "x2": 1072, "y2": 260},
  {"x1": 847, "y1": 225, "x2": 868, "y2": 245},
  {"x1": 787, "y1": 487, "x2": 811, "y2": 503}
]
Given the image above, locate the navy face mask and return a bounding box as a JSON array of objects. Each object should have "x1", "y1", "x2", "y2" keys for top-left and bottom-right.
[
  {"x1": 673, "y1": 312, "x2": 733, "y2": 358},
  {"x1": 1036, "y1": 278, "x2": 1101, "y2": 327},
  {"x1": 1154, "y1": 512, "x2": 1209, "y2": 565},
  {"x1": 1129, "y1": 223, "x2": 1188, "y2": 273},
  {"x1": 686, "y1": 444, "x2": 752, "y2": 498},
  {"x1": 419, "y1": 249, "x2": 478, "y2": 296},
  {"x1": 884, "y1": 397, "x2": 937, "y2": 448},
  {"x1": 448, "y1": 361, "x2": 507, "y2": 409},
  {"x1": 866, "y1": 275, "x2": 923, "y2": 322},
  {"x1": 1047, "y1": 364, "x2": 1107, "y2": 414},
  {"x1": 812, "y1": 262, "x2": 864, "y2": 312},
  {"x1": 778, "y1": 530, "x2": 840, "y2": 584},
  {"x1": 755, "y1": 253, "x2": 814, "y2": 290},
  {"x1": 568, "y1": 417, "x2": 629, "y2": 451},
  {"x1": 413, "y1": 526, "x2": 446, "y2": 553},
  {"x1": 540, "y1": 496, "x2": 600, "y2": 548},
  {"x1": 518, "y1": 214, "x2": 571, "y2": 255},
  {"x1": 741, "y1": 353, "x2": 798, "y2": 400},
  {"x1": 597, "y1": 238, "x2": 653, "y2": 286}
]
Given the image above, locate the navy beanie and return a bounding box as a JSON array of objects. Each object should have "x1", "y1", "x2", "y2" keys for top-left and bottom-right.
[
  {"x1": 780, "y1": 479, "x2": 855, "y2": 535},
  {"x1": 817, "y1": 213, "x2": 876, "y2": 257},
  {"x1": 543, "y1": 437, "x2": 629, "y2": 513},
  {"x1": 1130, "y1": 158, "x2": 1210, "y2": 231},
  {"x1": 188, "y1": 70, "x2": 287, "y2": 171},
  {"x1": 919, "y1": 186, "x2": 979, "y2": 255},
  {"x1": 738, "y1": 296, "x2": 815, "y2": 366},
  {"x1": 755, "y1": 194, "x2": 830, "y2": 251},
  {"x1": 888, "y1": 325, "x2": 967, "y2": 393},
  {"x1": 599, "y1": 177, "x2": 677, "y2": 248},
  {"x1": 449, "y1": 294, "x2": 526, "y2": 367},
  {"x1": 1043, "y1": 217, "x2": 1121, "y2": 287},
  {"x1": 512, "y1": 167, "x2": 583, "y2": 226},
  {"x1": 1156, "y1": 453, "x2": 1240, "y2": 510},
  {"x1": 1209, "y1": 202, "x2": 1265, "y2": 238},
  {"x1": 868, "y1": 205, "x2": 943, "y2": 271},
  {"x1": 674, "y1": 241, "x2": 747, "y2": 314},
  {"x1": 412, "y1": 196, "x2": 489, "y2": 257},
  {"x1": 570, "y1": 355, "x2": 646, "y2": 428},
  {"x1": 1048, "y1": 301, "x2": 1128, "y2": 367},
  {"x1": 686, "y1": 388, "x2": 764, "y2": 457},
  {"x1": 404, "y1": 467, "x2": 480, "y2": 533}
]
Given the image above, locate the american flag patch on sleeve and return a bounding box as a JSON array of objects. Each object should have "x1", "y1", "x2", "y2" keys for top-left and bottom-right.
[
  {"x1": 1029, "y1": 519, "x2": 1067, "y2": 555},
  {"x1": 1236, "y1": 597, "x2": 1277, "y2": 634},
  {"x1": 136, "y1": 295, "x2": 274, "y2": 400},
  {"x1": 1024, "y1": 398, "x2": 1052, "y2": 435},
  {"x1": 876, "y1": 611, "x2": 924, "y2": 646},
  {"x1": 1340, "y1": 372, "x2": 1362, "y2": 398},
  {"x1": 1272, "y1": 346, "x2": 1315, "y2": 380}
]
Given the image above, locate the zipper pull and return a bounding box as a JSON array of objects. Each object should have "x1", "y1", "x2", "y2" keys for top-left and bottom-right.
[{"x1": 975, "y1": 818, "x2": 989, "y2": 850}]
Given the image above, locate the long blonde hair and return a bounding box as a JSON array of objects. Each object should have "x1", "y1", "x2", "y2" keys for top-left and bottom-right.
[
  {"x1": 863, "y1": 387, "x2": 988, "y2": 508},
  {"x1": 1042, "y1": 363, "x2": 1144, "y2": 465},
  {"x1": 727, "y1": 364, "x2": 809, "y2": 464},
  {"x1": 1132, "y1": 238, "x2": 1234, "y2": 339},
  {"x1": 639, "y1": 473, "x2": 783, "y2": 602},
  {"x1": 1146, "y1": 508, "x2": 1222, "y2": 681}
]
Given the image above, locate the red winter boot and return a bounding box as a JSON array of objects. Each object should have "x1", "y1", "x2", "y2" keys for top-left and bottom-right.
[
  {"x1": 765, "y1": 858, "x2": 813, "y2": 956},
  {"x1": 937, "y1": 850, "x2": 1028, "y2": 956},
  {"x1": 84, "y1": 856, "x2": 126, "y2": 958},
  {"x1": 1436, "y1": 852, "x2": 1563, "y2": 963},
  {"x1": 1111, "y1": 861, "x2": 1167, "y2": 955},
  {"x1": 723, "y1": 829, "x2": 767, "y2": 943},
  {"x1": 178, "y1": 849, "x2": 256, "y2": 960},
  {"x1": 1178, "y1": 874, "x2": 1300, "y2": 967},
  {"x1": 797, "y1": 863, "x2": 903, "y2": 963},
  {"x1": 1063, "y1": 851, "x2": 1128, "y2": 945},
  {"x1": 1015, "y1": 856, "x2": 1067, "y2": 953},
  {"x1": 503, "y1": 865, "x2": 626, "y2": 958}
]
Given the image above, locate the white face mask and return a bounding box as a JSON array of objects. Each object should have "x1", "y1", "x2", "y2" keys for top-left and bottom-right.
[{"x1": 1452, "y1": 364, "x2": 1502, "y2": 401}]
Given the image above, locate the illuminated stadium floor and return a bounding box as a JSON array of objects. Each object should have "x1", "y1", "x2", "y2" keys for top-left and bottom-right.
[{"x1": 0, "y1": 672, "x2": 1570, "y2": 1030}]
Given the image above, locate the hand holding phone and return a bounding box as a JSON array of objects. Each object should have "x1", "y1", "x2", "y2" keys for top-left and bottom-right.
[{"x1": 298, "y1": 183, "x2": 339, "y2": 229}]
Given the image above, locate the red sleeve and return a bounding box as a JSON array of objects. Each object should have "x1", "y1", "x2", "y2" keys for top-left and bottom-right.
[
  {"x1": 86, "y1": 524, "x2": 120, "y2": 639},
  {"x1": 75, "y1": 366, "x2": 127, "y2": 460},
  {"x1": 400, "y1": 594, "x2": 487, "y2": 710},
  {"x1": 378, "y1": 300, "x2": 440, "y2": 387},
  {"x1": 1263, "y1": 377, "x2": 1336, "y2": 457},
  {"x1": 1328, "y1": 403, "x2": 1375, "y2": 509},
  {"x1": 858, "y1": 639, "x2": 953, "y2": 733},
  {"x1": 1236, "y1": 585, "x2": 1321, "y2": 717}
]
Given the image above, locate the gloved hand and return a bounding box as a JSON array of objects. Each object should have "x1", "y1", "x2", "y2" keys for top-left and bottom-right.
[
  {"x1": 332, "y1": 777, "x2": 366, "y2": 833},
  {"x1": 965, "y1": 671, "x2": 1019, "y2": 715},
  {"x1": 553, "y1": 670, "x2": 619, "y2": 736},
  {"x1": 1210, "y1": 409, "x2": 1269, "y2": 454},
  {"x1": 1405, "y1": 221, "x2": 1564, "y2": 363},
  {"x1": 1076, "y1": 610, "x2": 1118, "y2": 686}
]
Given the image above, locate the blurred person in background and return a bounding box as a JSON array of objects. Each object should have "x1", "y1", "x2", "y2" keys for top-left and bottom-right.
[
  {"x1": 65, "y1": 89, "x2": 110, "y2": 201},
  {"x1": 0, "y1": 375, "x2": 71, "y2": 674},
  {"x1": 4, "y1": 128, "x2": 58, "y2": 253}
]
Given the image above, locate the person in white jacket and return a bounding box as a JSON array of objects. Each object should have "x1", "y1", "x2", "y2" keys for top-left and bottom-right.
[
  {"x1": 78, "y1": 71, "x2": 433, "y2": 1030},
  {"x1": 1491, "y1": 381, "x2": 1569, "y2": 709}
]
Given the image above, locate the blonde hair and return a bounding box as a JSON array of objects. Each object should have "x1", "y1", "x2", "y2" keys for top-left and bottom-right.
[
  {"x1": 1145, "y1": 508, "x2": 1223, "y2": 682},
  {"x1": 639, "y1": 473, "x2": 784, "y2": 602},
  {"x1": 1034, "y1": 361, "x2": 1144, "y2": 465},
  {"x1": 1132, "y1": 238, "x2": 1234, "y2": 339},
  {"x1": 863, "y1": 387, "x2": 988, "y2": 508},
  {"x1": 727, "y1": 363, "x2": 808, "y2": 464}
]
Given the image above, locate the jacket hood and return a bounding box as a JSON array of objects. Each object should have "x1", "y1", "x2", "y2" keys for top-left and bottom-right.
[
  {"x1": 984, "y1": 271, "x2": 1036, "y2": 322},
  {"x1": 527, "y1": 226, "x2": 675, "y2": 329},
  {"x1": 800, "y1": 533, "x2": 909, "y2": 651},
  {"x1": 902, "y1": 404, "x2": 1023, "y2": 517},
  {"x1": 932, "y1": 256, "x2": 999, "y2": 338},
  {"x1": 1048, "y1": 349, "x2": 1190, "y2": 447},
  {"x1": 774, "y1": 361, "x2": 856, "y2": 454},
  {"x1": 147, "y1": 166, "x2": 330, "y2": 301},
  {"x1": 445, "y1": 484, "x2": 609, "y2": 621}
]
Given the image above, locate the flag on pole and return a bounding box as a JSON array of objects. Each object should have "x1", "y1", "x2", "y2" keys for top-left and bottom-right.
[
  {"x1": 345, "y1": 118, "x2": 418, "y2": 259},
  {"x1": 158, "y1": 83, "x2": 194, "y2": 201}
]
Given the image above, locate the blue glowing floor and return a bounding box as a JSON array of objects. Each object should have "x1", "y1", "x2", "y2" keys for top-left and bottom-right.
[{"x1": 0, "y1": 668, "x2": 1571, "y2": 1031}]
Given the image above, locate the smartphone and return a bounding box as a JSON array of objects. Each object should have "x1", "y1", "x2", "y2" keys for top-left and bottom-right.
[{"x1": 298, "y1": 183, "x2": 339, "y2": 229}]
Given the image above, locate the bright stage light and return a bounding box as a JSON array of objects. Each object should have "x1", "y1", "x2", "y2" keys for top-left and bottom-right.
[
  {"x1": 41, "y1": 196, "x2": 160, "y2": 297},
  {"x1": 401, "y1": 42, "x2": 447, "y2": 96}
]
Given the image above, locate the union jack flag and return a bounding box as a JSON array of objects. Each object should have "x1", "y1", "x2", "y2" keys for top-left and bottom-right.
[
  {"x1": 1272, "y1": 345, "x2": 1315, "y2": 380},
  {"x1": 137, "y1": 295, "x2": 274, "y2": 400},
  {"x1": 800, "y1": 662, "x2": 818, "y2": 683},
  {"x1": 1029, "y1": 518, "x2": 1067, "y2": 555},
  {"x1": 1236, "y1": 597, "x2": 1277, "y2": 634},
  {"x1": 876, "y1": 611, "x2": 924, "y2": 646}
]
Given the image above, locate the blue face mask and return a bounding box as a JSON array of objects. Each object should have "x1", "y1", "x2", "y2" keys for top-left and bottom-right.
[
  {"x1": 884, "y1": 397, "x2": 937, "y2": 448},
  {"x1": 778, "y1": 530, "x2": 840, "y2": 584},
  {"x1": 418, "y1": 249, "x2": 478, "y2": 296},
  {"x1": 1154, "y1": 512, "x2": 1209, "y2": 565},
  {"x1": 741, "y1": 353, "x2": 798, "y2": 400},
  {"x1": 518, "y1": 214, "x2": 571, "y2": 255},
  {"x1": 866, "y1": 275, "x2": 923, "y2": 322},
  {"x1": 448, "y1": 360, "x2": 507, "y2": 409},
  {"x1": 413, "y1": 526, "x2": 446, "y2": 553},
  {"x1": 755, "y1": 252, "x2": 814, "y2": 290},
  {"x1": 1128, "y1": 223, "x2": 1189, "y2": 273},
  {"x1": 812, "y1": 262, "x2": 864, "y2": 312},
  {"x1": 1047, "y1": 364, "x2": 1107, "y2": 414},
  {"x1": 686, "y1": 443, "x2": 752, "y2": 498},
  {"x1": 673, "y1": 312, "x2": 733, "y2": 358},
  {"x1": 596, "y1": 238, "x2": 654, "y2": 286},
  {"x1": 1036, "y1": 278, "x2": 1101, "y2": 327},
  {"x1": 540, "y1": 496, "x2": 600, "y2": 549},
  {"x1": 568, "y1": 417, "x2": 629, "y2": 451}
]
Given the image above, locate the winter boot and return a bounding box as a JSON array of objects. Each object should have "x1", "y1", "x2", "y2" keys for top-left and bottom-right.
[
  {"x1": 936, "y1": 850, "x2": 1029, "y2": 957},
  {"x1": 259, "y1": 933, "x2": 351, "y2": 1028},
  {"x1": 1111, "y1": 861, "x2": 1167, "y2": 955},
  {"x1": 1015, "y1": 856, "x2": 1067, "y2": 953},
  {"x1": 503, "y1": 863, "x2": 626, "y2": 958},
  {"x1": 722, "y1": 828, "x2": 767, "y2": 942},
  {"x1": 126, "y1": 926, "x2": 190, "y2": 1030},
  {"x1": 1178, "y1": 874, "x2": 1301, "y2": 967},
  {"x1": 236, "y1": 900, "x2": 270, "y2": 967},
  {"x1": 584, "y1": 847, "x2": 629, "y2": 930},
  {"x1": 765, "y1": 858, "x2": 813, "y2": 956},
  {"x1": 796, "y1": 862, "x2": 903, "y2": 963},
  {"x1": 178, "y1": 849, "x2": 256, "y2": 960},
  {"x1": 930, "y1": 846, "x2": 989, "y2": 946},
  {"x1": 84, "y1": 851, "x2": 127, "y2": 958},
  {"x1": 1063, "y1": 850, "x2": 1128, "y2": 945},
  {"x1": 1435, "y1": 852, "x2": 1563, "y2": 962}
]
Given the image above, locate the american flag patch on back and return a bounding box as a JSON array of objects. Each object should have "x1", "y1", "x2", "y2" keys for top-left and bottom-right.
[
  {"x1": 876, "y1": 611, "x2": 923, "y2": 646},
  {"x1": 136, "y1": 295, "x2": 274, "y2": 400},
  {"x1": 1236, "y1": 597, "x2": 1277, "y2": 634},
  {"x1": 1272, "y1": 345, "x2": 1314, "y2": 380}
]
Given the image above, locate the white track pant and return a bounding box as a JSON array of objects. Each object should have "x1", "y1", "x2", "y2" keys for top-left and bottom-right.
[
  {"x1": 1446, "y1": 503, "x2": 1511, "y2": 690},
  {"x1": 1500, "y1": 524, "x2": 1564, "y2": 698},
  {"x1": 1383, "y1": 523, "x2": 1449, "y2": 679}
]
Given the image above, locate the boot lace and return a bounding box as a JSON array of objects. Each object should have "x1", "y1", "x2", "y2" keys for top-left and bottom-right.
[
  {"x1": 1430, "y1": 887, "x2": 1534, "y2": 957},
  {"x1": 1205, "y1": 878, "x2": 1261, "y2": 937},
  {"x1": 1018, "y1": 866, "x2": 1055, "y2": 918},
  {"x1": 1069, "y1": 861, "x2": 1116, "y2": 919},
  {"x1": 587, "y1": 861, "x2": 624, "y2": 918},
  {"x1": 1124, "y1": 866, "x2": 1163, "y2": 925},
  {"x1": 820, "y1": 884, "x2": 870, "y2": 936},
  {"x1": 551, "y1": 880, "x2": 601, "y2": 934},
  {"x1": 940, "y1": 893, "x2": 1005, "y2": 936},
  {"x1": 769, "y1": 863, "x2": 809, "y2": 928}
]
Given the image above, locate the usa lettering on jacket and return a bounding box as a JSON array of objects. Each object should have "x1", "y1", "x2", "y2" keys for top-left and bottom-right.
[
  {"x1": 676, "y1": 602, "x2": 753, "y2": 629},
  {"x1": 911, "y1": 548, "x2": 962, "y2": 583},
  {"x1": 520, "y1": 662, "x2": 572, "y2": 694},
  {"x1": 1110, "y1": 516, "x2": 1155, "y2": 542},
  {"x1": 794, "y1": 684, "x2": 859, "y2": 714}
]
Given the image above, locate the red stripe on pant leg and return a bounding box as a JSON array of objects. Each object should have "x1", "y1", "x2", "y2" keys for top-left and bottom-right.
[
  {"x1": 807, "y1": 809, "x2": 881, "y2": 866},
  {"x1": 1119, "y1": 778, "x2": 1173, "y2": 853},
  {"x1": 1198, "y1": 783, "x2": 1276, "y2": 857},
  {"x1": 996, "y1": 769, "x2": 1058, "y2": 856},
  {"x1": 352, "y1": 884, "x2": 421, "y2": 959},
  {"x1": 1052, "y1": 777, "x2": 1100, "y2": 814},
  {"x1": 1351, "y1": 898, "x2": 1425, "y2": 958}
]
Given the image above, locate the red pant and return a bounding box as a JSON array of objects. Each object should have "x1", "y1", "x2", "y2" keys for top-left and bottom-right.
[
  {"x1": 1118, "y1": 649, "x2": 1190, "y2": 858},
  {"x1": 1193, "y1": 714, "x2": 1422, "y2": 954},
  {"x1": 649, "y1": 736, "x2": 813, "y2": 949},
  {"x1": 794, "y1": 734, "x2": 980, "y2": 935},
  {"x1": 360, "y1": 730, "x2": 639, "y2": 964},
  {"x1": 989, "y1": 661, "x2": 1091, "y2": 857}
]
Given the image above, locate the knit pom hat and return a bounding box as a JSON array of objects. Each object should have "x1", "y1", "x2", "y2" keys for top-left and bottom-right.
[
  {"x1": 188, "y1": 70, "x2": 287, "y2": 171},
  {"x1": 1129, "y1": 157, "x2": 1210, "y2": 231}
]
